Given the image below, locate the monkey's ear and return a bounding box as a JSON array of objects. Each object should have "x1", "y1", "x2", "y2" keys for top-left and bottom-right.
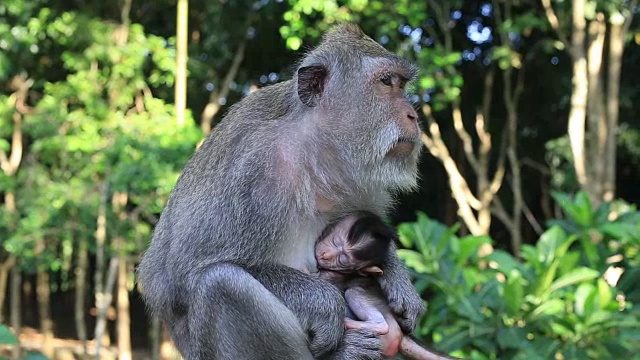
[
  {"x1": 359, "y1": 266, "x2": 384, "y2": 276},
  {"x1": 297, "y1": 64, "x2": 328, "y2": 107}
]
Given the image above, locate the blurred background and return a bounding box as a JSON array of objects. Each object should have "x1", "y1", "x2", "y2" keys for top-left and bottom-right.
[{"x1": 1, "y1": 0, "x2": 639, "y2": 359}]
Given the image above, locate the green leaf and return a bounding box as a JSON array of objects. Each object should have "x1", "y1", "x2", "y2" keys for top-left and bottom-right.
[
  {"x1": 443, "y1": 52, "x2": 462, "y2": 65},
  {"x1": 550, "y1": 321, "x2": 574, "y2": 337},
  {"x1": 0, "y1": 325, "x2": 18, "y2": 345},
  {"x1": 573, "y1": 191, "x2": 594, "y2": 226},
  {"x1": 497, "y1": 327, "x2": 530, "y2": 350},
  {"x1": 503, "y1": 271, "x2": 525, "y2": 315},
  {"x1": 419, "y1": 76, "x2": 436, "y2": 89},
  {"x1": 397, "y1": 222, "x2": 416, "y2": 248},
  {"x1": 486, "y1": 250, "x2": 520, "y2": 274},
  {"x1": 551, "y1": 191, "x2": 590, "y2": 227},
  {"x1": 583, "y1": 310, "x2": 616, "y2": 329},
  {"x1": 529, "y1": 298, "x2": 564, "y2": 319},
  {"x1": 286, "y1": 36, "x2": 302, "y2": 50},
  {"x1": 397, "y1": 249, "x2": 430, "y2": 273},
  {"x1": 557, "y1": 251, "x2": 580, "y2": 276},
  {"x1": 23, "y1": 352, "x2": 50, "y2": 360},
  {"x1": 578, "y1": 234, "x2": 601, "y2": 268},
  {"x1": 549, "y1": 267, "x2": 600, "y2": 294},
  {"x1": 438, "y1": 327, "x2": 477, "y2": 352},
  {"x1": 599, "y1": 222, "x2": 633, "y2": 239},
  {"x1": 534, "y1": 259, "x2": 560, "y2": 297},
  {"x1": 596, "y1": 278, "x2": 612, "y2": 310},
  {"x1": 574, "y1": 282, "x2": 595, "y2": 317},
  {"x1": 456, "y1": 235, "x2": 490, "y2": 262},
  {"x1": 536, "y1": 226, "x2": 574, "y2": 265}
]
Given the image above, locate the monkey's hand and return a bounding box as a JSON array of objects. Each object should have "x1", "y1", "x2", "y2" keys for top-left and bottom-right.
[
  {"x1": 329, "y1": 328, "x2": 384, "y2": 360},
  {"x1": 379, "y1": 275, "x2": 424, "y2": 334},
  {"x1": 378, "y1": 249, "x2": 425, "y2": 334}
]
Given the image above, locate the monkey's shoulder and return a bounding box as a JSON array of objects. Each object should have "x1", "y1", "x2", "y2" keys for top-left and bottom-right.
[{"x1": 223, "y1": 80, "x2": 297, "y2": 123}]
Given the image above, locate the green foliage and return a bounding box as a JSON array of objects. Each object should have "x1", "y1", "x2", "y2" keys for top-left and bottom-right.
[
  {"x1": 0, "y1": 324, "x2": 49, "y2": 360},
  {"x1": 0, "y1": 3, "x2": 202, "y2": 281},
  {"x1": 21, "y1": 353, "x2": 50, "y2": 360},
  {"x1": 279, "y1": 0, "x2": 466, "y2": 111},
  {"x1": 547, "y1": 191, "x2": 640, "y2": 302},
  {"x1": 398, "y1": 204, "x2": 640, "y2": 359},
  {"x1": 618, "y1": 125, "x2": 640, "y2": 165},
  {"x1": 0, "y1": 325, "x2": 18, "y2": 345},
  {"x1": 548, "y1": 191, "x2": 640, "y2": 268},
  {"x1": 0, "y1": 0, "x2": 639, "y2": 356},
  {"x1": 545, "y1": 136, "x2": 579, "y2": 193}
]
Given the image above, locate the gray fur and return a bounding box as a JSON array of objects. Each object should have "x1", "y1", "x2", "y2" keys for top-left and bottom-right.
[{"x1": 137, "y1": 23, "x2": 424, "y2": 360}]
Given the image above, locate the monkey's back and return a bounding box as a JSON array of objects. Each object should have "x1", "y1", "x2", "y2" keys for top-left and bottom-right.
[{"x1": 138, "y1": 81, "x2": 315, "y2": 299}]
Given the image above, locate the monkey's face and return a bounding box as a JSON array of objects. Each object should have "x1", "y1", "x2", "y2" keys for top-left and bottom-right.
[
  {"x1": 296, "y1": 35, "x2": 422, "y2": 193},
  {"x1": 315, "y1": 215, "x2": 364, "y2": 272},
  {"x1": 355, "y1": 58, "x2": 423, "y2": 191},
  {"x1": 315, "y1": 214, "x2": 386, "y2": 273}
]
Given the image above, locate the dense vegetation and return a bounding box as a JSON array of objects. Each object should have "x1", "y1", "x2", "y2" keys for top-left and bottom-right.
[{"x1": 0, "y1": 0, "x2": 639, "y2": 359}]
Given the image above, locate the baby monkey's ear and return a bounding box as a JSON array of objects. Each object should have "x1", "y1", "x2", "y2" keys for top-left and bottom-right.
[{"x1": 358, "y1": 266, "x2": 383, "y2": 277}]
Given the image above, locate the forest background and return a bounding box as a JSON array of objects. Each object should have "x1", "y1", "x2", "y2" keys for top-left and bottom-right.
[{"x1": 1, "y1": 0, "x2": 639, "y2": 359}]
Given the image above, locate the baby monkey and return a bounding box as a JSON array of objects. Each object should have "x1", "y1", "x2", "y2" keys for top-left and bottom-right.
[{"x1": 316, "y1": 211, "x2": 458, "y2": 360}]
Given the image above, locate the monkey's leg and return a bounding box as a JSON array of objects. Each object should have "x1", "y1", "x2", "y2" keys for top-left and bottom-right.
[
  {"x1": 400, "y1": 337, "x2": 459, "y2": 360},
  {"x1": 345, "y1": 318, "x2": 389, "y2": 334},
  {"x1": 188, "y1": 262, "x2": 314, "y2": 360},
  {"x1": 246, "y1": 264, "x2": 385, "y2": 360},
  {"x1": 344, "y1": 288, "x2": 390, "y2": 335}
]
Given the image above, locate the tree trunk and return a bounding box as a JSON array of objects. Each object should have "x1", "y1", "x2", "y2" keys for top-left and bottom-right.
[
  {"x1": 542, "y1": 0, "x2": 636, "y2": 205},
  {"x1": 150, "y1": 316, "x2": 161, "y2": 360},
  {"x1": 116, "y1": 246, "x2": 132, "y2": 360},
  {"x1": 4, "y1": 191, "x2": 22, "y2": 359},
  {"x1": 10, "y1": 267, "x2": 21, "y2": 358},
  {"x1": 95, "y1": 258, "x2": 119, "y2": 359},
  {"x1": 1, "y1": 71, "x2": 29, "y2": 360},
  {"x1": 36, "y1": 267, "x2": 54, "y2": 357},
  {"x1": 586, "y1": 13, "x2": 607, "y2": 205},
  {"x1": 0, "y1": 257, "x2": 16, "y2": 323},
  {"x1": 94, "y1": 181, "x2": 109, "y2": 348},
  {"x1": 175, "y1": 0, "x2": 189, "y2": 126},
  {"x1": 200, "y1": 38, "x2": 247, "y2": 134},
  {"x1": 160, "y1": 326, "x2": 182, "y2": 360},
  {"x1": 567, "y1": 0, "x2": 589, "y2": 194},
  {"x1": 604, "y1": 18, "x2": 626, "y2": 202},
  {"x1": 75, "y1": 236, "x2": 89, "y2": 359}
]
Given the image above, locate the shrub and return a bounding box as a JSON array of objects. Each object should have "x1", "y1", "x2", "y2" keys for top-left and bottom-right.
[{"x1": 397, "y1": 193, "x2": 640, "y2": 359}]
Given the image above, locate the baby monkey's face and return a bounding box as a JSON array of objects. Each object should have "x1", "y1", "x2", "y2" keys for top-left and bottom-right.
[{"x1": 316, "y1": 214, "x2": 371, "y2": 272}]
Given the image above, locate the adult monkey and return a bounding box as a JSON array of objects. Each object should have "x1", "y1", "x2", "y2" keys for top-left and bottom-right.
[{"x1": 137, "y1": 23, "x2": 424, "y2": 360}]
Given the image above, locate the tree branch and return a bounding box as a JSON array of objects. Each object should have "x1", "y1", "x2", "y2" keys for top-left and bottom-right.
[
  {"x1": 421, "y1": 105, "x2": 484, "y2": 235},
  {"x1": 623, "y1": 0, "x2": 639, "y2": 35},
  {"x1": 1, "y1": 75, "x2": 32, "y2": 176},
  {"x1": 201, "y1": 22, "x2": 250, "y2": 134},
  {"x1": 540, "y1": 0, "x2": 569, "y2": 47}
]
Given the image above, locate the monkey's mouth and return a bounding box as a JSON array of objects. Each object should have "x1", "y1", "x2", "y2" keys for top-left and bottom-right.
[
  {"x1": 389, "y1": 137, "x2": 418, "y2": 157},
  {"x1": 397, "y1": 136, "x2": 417, "y2": 144}
]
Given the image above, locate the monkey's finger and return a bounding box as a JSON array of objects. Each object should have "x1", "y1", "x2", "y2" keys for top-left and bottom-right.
[
  {"x1": 389, "y1": 299, "x2": 424, "y2": 334},
  {"x1": 342, "y1": 328, "x2": 385, "y2": 360}
]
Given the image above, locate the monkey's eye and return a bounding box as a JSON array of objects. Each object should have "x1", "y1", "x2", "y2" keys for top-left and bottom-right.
[{"x1": 380, "y1": 74, "x2": 393, "y2": 87}]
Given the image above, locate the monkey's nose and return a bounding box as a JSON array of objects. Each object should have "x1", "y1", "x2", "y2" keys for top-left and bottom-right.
[{"x1": 407, "y1": 110, "x2": 417, "y2": 122}]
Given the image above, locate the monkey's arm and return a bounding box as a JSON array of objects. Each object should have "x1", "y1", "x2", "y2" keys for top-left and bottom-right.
[
  {"x1": 246, "y1": 265, "x2": 384, "y2": 360},
  {"x1": 377, "y1": 243, "x2": 425, "y2": 333}
]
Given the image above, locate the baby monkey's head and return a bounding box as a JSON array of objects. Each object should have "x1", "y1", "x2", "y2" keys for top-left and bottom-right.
[{"x1": 315, "y1": 211, "x2": 397, "y2": 275}]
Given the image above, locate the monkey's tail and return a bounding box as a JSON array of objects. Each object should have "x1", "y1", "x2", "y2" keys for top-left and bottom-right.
[{"x1": 400, "y1": 336, "x2": 461, "y2": 360}]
